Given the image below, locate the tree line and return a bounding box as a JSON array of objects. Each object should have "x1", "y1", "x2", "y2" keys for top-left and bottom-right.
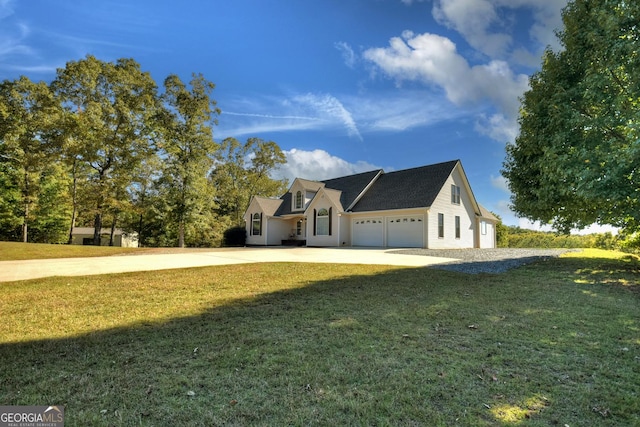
[{"x1": 0, "y1": 55, "x2": 288, "y2": 247}]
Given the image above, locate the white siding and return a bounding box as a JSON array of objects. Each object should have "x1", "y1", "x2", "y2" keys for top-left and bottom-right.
[
  {"x1": 478, "y1": 220, "x2": 496, "y2": 248},
  {"x1": 305, "y1": 196, "x2": 340, "y2": 247},
  {"x1": 427, "y1": 168, "x2": 476, "y2": 249}
]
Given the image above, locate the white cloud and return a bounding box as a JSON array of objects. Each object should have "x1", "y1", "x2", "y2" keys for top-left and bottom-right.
[
  {"x1": 363, "y1": 31, "x2": 528, "y2": 142},
  {"x1": 475, "y1": 113, "x2": 519, "y2": 143},
  {"x1": 490, "y1": 174, "x2": 509, "y2": 193},
  {"x1": 293, "y1": 93, "x2": 362, "y2": 140},
  {"x1": 335, "y1": 41, "x2": 357, "y2": 68},
  {"x1": 273, "y1": 148, "x2": 382, "y2": 182},
  {"x1": 432, "y1": 0, "x2": 512, "y2": 58},
  {"x1": 432, "y1": 0, "x2": 567, "y2": 62}
]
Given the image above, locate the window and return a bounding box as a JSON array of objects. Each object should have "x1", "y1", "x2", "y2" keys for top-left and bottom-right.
[
  {"x1": 455, "y1": 216, "x2": 460, "y2": 239},
  {"x1": 451, "y1": 184, "x2": 461, "y2": 204},
  {"x1": 438, "y1": 213, "x2": 444, "y2": 238},
  {"x1": 481, "y1": 221, "x2": 487, "y2": 235},
  {"x1": 316, "y1": 208, "x2": 330, "y2": 235},
  {"x1": 295, "y1": 191, "x2": 303, "y2": 210},
  {"x1": 296, "y1": 219, "x2": 302, "y2": 236},
  {"x1": 252, "y1": 213, "x2": 261, "y2": 235}
]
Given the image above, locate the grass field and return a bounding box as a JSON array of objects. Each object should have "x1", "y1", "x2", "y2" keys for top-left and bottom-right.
[
  {"x1": 0, "y1": 249, "x2": 638, "y2": 426},
  {"x1": 0, "y1": 241, "x2": 142, "y2": 260}
]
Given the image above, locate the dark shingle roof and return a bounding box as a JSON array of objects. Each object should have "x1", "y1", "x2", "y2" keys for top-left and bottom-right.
[
  {"x1": 321, "y1": 169, "x2": 382, "y2": 209},
  {"x1": 350, "y1": 160, "x2": 459, "y2": 212},
  {"x1": 274, "y1": 192, "x2": 294, "y2": 216}
]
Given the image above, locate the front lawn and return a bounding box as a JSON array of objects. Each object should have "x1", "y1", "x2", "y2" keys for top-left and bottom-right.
[{"x1": 1, "y1": 251, "x2": 638, "y2": 426}]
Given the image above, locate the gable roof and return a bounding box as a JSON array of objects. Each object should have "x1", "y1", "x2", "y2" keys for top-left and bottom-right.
[
  {"x1": 273, "y1": 169, "x2": 382, "y2": 216},
  {"x1": 350, "y1": 160, "x2": 459, "y2": 212},
  {"x1": 251, "y1": 196, "x2": 284, "y2": 216},
  {"x1": 256, "y1": 159, "x2": 485, "y2": 218},
  {"x1": 320, "y1": 169, "x2": 382, "y2": 209}
]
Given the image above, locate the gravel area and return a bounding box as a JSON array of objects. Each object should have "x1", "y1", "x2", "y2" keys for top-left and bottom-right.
[{"x1": 390, "y1": 248, "x2": 578, "y2": 274}]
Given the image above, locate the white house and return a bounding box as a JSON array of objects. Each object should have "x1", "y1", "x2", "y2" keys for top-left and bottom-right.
[
  {"x1": 244, "y1": 160, "x2": 497, "y2": 249},
  {"x1": 70, "y1": 227, "x2": 139, "y2": 247}
]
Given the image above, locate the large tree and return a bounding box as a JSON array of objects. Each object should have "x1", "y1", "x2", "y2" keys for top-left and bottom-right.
[
  {"x1": 52, "y1": 55, "x2": 161, "y2": 245},
  {"x1": 502, "y1": 0, "x2": 640, "y2": 232},
  {"x1": 0, "y1": 76, "x2": 61, "y2": 242},
  {"x1": 158, "y1": 74, "x2": 219, "y2": 247}
]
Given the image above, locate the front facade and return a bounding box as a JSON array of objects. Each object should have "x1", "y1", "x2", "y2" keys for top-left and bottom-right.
[{"x1": 244, "y1": 160, "x2": 497, "y2": 249}]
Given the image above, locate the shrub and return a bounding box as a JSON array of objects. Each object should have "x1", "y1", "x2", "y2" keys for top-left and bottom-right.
[{"x1": 223, "y1": 226, "x2": 246, "y2": 247}]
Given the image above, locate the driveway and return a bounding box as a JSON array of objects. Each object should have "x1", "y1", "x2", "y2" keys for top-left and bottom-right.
[{"x1": 0, "y1": 247, "x2": 458, "y2": 283}]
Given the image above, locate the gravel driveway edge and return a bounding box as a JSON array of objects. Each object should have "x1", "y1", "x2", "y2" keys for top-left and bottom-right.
[{"x1": 391, "y1": 248, "x2": 578, "y2": 274}]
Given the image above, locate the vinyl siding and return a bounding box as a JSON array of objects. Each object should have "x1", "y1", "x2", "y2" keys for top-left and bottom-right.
[{"x1": 427, "y1": 168, "x2": 476, "y2": 249}]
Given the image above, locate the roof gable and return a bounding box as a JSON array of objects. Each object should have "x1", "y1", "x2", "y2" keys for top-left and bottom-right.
[
  {"x1": 320, "y1": 169, "x2": 382, "y2": 209},
  {"x1": 350, "y1": 160, "x2": 459, "y2": 212},
  {"x1": 249, "y1": 196, "x2": 284, "y2": 216}
]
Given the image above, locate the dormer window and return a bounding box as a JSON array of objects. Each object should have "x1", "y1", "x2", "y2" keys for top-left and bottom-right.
[{"x1": 295, "y1": 191, "x2": 303, "y2": 210}]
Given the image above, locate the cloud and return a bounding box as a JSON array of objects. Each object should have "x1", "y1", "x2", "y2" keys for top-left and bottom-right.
[
  {"x1": 432, "y1": 0, "x2": 567, "y2": 61},
  {"x1": 335, "y1": 41, "x2": 357, "y2": 68},
  {"x1": 432, "y1": 0, "x2": 512, "y2": 57},
  {"x1": 363, "y1": 31, "x2": 529, "y2": 142},
  {"x1": 219, "y1": 92, "x2": 363, "y2": 140},
  {"x1": 219, "y1": 89, "x2": 465, "y2": 140},
  {"x1": 293, "y1": 93, "x2": 362, "y2": 140},
  {"x1": 274, "y1": 149, "x2": 382, "y2": 182},
  {"x1": 490, "y1": 174, "x2": 509, "y2": 193}
]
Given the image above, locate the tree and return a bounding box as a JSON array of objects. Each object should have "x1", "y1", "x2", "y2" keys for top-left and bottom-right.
[
  {"x1": 0, "y1": 76, "x2": 61, "y2": 242},
  {"x1": 158, "y1": 74, "x2": 219, "y2": 247},
  {"x1": 52, "y1": 55, "x2": 161, "y2": 245},
  {"x1": 502, "y1": 0, "x2": 640, "y2": 232},
  {"x1": 212, "y1": 137, "x2": 288, "y2": 225}
]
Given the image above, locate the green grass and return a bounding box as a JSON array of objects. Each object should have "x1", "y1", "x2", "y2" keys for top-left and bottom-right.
[
  {"x1": 1, "y1": 251, "x2": 638, "y2": 426},
  {"x1": 0, "y1": 241, "x2": 142, "y2": 260}
]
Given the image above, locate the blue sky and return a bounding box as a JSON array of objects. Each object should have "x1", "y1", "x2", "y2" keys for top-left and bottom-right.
[{"x1": 3, "y1": 0, "x2": 612, "y2": 232}]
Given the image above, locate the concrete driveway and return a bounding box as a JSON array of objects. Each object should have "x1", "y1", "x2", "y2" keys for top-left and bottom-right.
[{"x1": 0, "y1": 247, "x2": 458, "y2": 283}]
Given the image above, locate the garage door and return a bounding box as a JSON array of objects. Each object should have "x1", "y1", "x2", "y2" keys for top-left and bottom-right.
[
  {"x1": 387, "y1": 216, "x2": 424, "y2": 248},
  {"x1": 352, "y1": 218, "x2": 383, "y2": 247}
]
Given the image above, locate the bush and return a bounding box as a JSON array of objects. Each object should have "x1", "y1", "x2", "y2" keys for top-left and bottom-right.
[{"x1": 222, "y1": 226, "x2": 246, "y2": 247}]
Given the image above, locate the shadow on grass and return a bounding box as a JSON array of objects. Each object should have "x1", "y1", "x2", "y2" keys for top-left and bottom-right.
[{"x1": 1, "y1": 257, "x2": 638, "y2": 426}]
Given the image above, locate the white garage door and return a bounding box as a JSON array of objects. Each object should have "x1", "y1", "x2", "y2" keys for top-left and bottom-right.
[
  {"x1": 352, "y1": 218, "x2": 384, "y2": 247},
  {"x1": 387, "y1": 216, "x2": 424, "y2": 248}
]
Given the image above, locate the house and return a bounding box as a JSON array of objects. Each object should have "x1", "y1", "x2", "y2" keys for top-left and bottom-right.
[
  {"x1": 244, "y1": 160, "x2": 497, "y2": 249},
  {"x1": 70, "y1": 227, "x2": 139, "y2": 247}
]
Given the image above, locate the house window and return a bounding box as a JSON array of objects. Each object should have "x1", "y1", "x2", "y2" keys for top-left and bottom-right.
[
  {"x1": 438, "y1": 213, "x2": 444, "y2": 238},
  {"x1": 451, "y1": 184, "x2": 461, "y2": 204},
  {"x1": 481, "y1": 221, "x2": 487, "y2": 235},
  {"x1": 296, "y1": 219, "x2": 302, "y2": 236},
  {"x1": 295, "y1": 191, "x2": 303, "y2": 210},
  {"x1": 316, "y1": 208, "x2": 330, "y2": 236},
  {"x1": 252, "y1": 213, "x2": 261, "y2": 235},
  {"x1": 455, "y1": 215, "x2": 460, "y2": 239}
]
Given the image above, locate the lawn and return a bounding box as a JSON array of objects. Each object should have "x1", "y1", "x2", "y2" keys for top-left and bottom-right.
[
  {"x1": 0, "y1": 241, "x2": 142, "y2": 260},
  {"x1": 0, "y1": 249, "x2": 638, "y2": 426}
]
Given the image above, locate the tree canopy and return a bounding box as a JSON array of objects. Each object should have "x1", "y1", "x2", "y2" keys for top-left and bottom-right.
[
  {"x1": 502, "y1": 0, "x2": 640, "y2": 233},
  {"x1": 0, "y1": 55, "x2": 288, "y2": 246}
]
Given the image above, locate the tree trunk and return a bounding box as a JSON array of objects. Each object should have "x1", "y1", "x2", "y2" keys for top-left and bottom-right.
[
  {"x1": 22, "y1": 202, "x2": 28, "y2": 243},
  {"x1": 22, "y1": 170, "x2": 29, "y2": 243},
  {"x1": 67, "y1": 162, "x2": 78, "y2": 244},
  {"x1": 109, "y1": 215, "x2": 118, "y2": 246},
  {"x1": 93, "y1": 211, "x2": 102, "y2": 246},
  {"x1": 178, "y1": 221, "x2": 185, "y2": 248}
]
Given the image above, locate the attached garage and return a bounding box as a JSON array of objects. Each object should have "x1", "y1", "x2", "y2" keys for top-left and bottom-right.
[
  {"x1": 352, "y1": 217, "x2": 383, "y2": 247},
  {"x1": 387, "y1": 215, "x2": 424, "y2": 248}
]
